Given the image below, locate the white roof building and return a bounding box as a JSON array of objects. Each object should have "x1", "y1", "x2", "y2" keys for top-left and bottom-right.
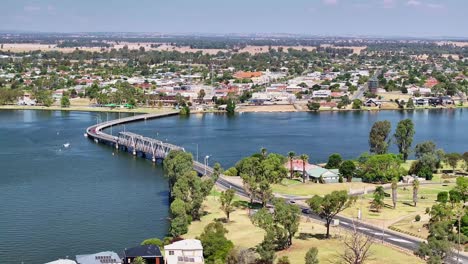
[
  {"x1": 45, "y1": 259, "x2": 77, "y2": 264},
  {"x1": 312, "y1": 90, "x2": 331, "y2": 98},
  {"x1": 164, "y1": 239, "x2": 204, "y2": 264},
  {"x1": 76, "y1": 251, "x2": 121, "y2": 264}
]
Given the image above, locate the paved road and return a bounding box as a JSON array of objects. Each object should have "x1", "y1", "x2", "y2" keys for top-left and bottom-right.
[
  {"x1": 352, "y1": 83, "x2": 368, "y2": 101},
  {"x1": 213, "y1": 173, "x2": 467, "y2": 264}
]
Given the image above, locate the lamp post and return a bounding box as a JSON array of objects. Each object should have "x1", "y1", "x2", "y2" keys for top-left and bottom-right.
[
  {"x1": 192, "y1": 143, "x2": 199, "y2": 162},
  {"x1": 204, "y1": 155, "x2": 210, "y2": 176}
]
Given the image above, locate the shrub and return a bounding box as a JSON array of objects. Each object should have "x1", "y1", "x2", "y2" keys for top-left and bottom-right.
[
  {"x1": 415, "y1": 215, "x2": 421, "y2": 222},
  {"x1": 425, "y1": 207, "x2": 430, "y2": 214},
  {"x1": 437, "y1": 191, "x2": 448, "y2": 203},
  {"x1": 224, "y1": 167, "x2": 238, "y2": 176}
]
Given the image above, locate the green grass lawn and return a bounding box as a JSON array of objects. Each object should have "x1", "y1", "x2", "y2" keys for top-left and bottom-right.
[
  {"x1": 341, "y1": 183, "x2": 454, "y2": 227},
  {"x1": 272, "y1": 178, "x2": 375, "y2": 197},
  {"x1": 184, "y1": 189, "x2": 424, "y2": 264}
]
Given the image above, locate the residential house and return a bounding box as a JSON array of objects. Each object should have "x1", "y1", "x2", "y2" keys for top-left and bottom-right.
[
  {"x1": 164, "y1": 239, "x2": 204, "y2": 264},
  {"x1": 364, "y1": 99, "x2": 382, "y2": 107},
  {"x1": 312, "y1": 90, "x2": 331, "y2": 98},
  {"x1": 306, "y1": 167, "x2": 340, "y2": 183},
  {"x1": 45, "y1": 259, "x2": 77, "y2": 264},
  {"x1": 123, "y1": 245, "x2": 164, "y2": 264},
  {"x1": 439, "y1": 96, "x2": 454, "y2": 105},
  {"x1": 233, "y1": 71, "x2": 262, "y2": 79},
  {"x1": 76, "y1": 251, "x2": 121, "y2": 264},
  {"x1": 425, "y1": 77, "x2": 439, "y2": 88}
]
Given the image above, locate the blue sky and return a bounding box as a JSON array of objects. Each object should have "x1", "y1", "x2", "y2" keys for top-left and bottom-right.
[{"x1": 1, "y1": 0, "x2": 466, "y2": 37}]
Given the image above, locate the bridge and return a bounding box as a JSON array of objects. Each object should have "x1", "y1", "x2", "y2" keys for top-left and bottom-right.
[{"x1": 85, "y1": 111, "x2": 210, "y2": 175}]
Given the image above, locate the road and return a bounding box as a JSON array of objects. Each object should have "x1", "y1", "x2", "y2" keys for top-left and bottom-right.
[
  {"x1": 214, "y1": 174, "x2": 467, "y2": 264},
  {"x1": 352, "y1": 83, "x2": 368, "y2": 101}
]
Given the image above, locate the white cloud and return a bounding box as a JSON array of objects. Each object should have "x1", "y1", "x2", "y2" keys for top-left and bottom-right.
[
  {"x1": 426, "y1": 3, "x2": 445, "y2": 9},
  {"x1": 24, "y1": 5, "x2": 41, "y2": 12},
  {"x1": 383, "y1": 0, "x2": 396, "y2": 9},
  {"x1": 323, "y1": 0, "x2": 338, "y2": 6},
  {"x1": 406, "y1": 0, "x2": 422, "y2": 6}
]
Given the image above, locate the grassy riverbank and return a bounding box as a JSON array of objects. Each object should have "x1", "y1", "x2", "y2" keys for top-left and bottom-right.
[{"x1": 182, "y1": 190, "x2": 423, "y2": 264}]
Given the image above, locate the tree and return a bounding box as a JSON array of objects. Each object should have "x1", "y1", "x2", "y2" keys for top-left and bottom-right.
[
  {"x1": 288, "y1": 151, "x2": 295, "y2": 179},
  {"x1": 437, "y1": 191, "x2": 449, "y2": 203},
  {"x1": 305, "y1": 247, "x2": 319, "y2": 264},
  {"x1": 226, "y1": 99, "x2": 236, "y2": 114},
  {"x1": 417, "y1": 209, "x2": 455, "y2": 263},
  {"x1": 256, "y1": 231, "x2": 276, "y2": 264},
  {"x1": 277, "y1": 256, "x2": 291, "y2": 264},
  {"x1": 325, "y1": 153, "x2": 342, "y2": 169},
  {"x1": 339, "y1": 160, "x2": 356, "y2": 182},
  {"x1": 172, "y1": 170, "x2": 213, "y2": 220},
  {"x1": 131, "y1": 256, "x2": 146, "y2": 264},
  {"x1": 406, "y1": 98, "x2": 415, "y2": 109},
  {"x1": 163, "y1": 150, "x2": 193, "y2": 191},
  {"x1": 61, "y1": 96, "x2": 70, "y2": 107},
  {"x1": 413, "y1": 179, "x2": 420, "y2": 207},
  {"x1": 391, "y1": 178, "x2": 398, "y2": 209},
  {"x1": 237, "y1": 154, "x2": 287, "y2": 207},
  {"x1": 220, "y1": 189, "x2": 236, "y2": 222},
  {"x1": 449, "y1": 189, "x2": 462, "y2": 207},
  {"x1": 394, "y1": 119, "x2": 415, "y2": 162},
  {"x1": 358, "y1": 154, "x2": 404, "y2": 183},
  {"x1": 170, "y1": 198, "x2": 190, "y2": 237},
  {"x1": 414, "y1": 141, "x2": 445, "y2": 171},
  {"x1": 252, "y1": 198, "x2": 300, "y2": 249},
  {"x1": 179, "y1": 105, "x2": 190, "y2": 115},
  {"x1": 198, "y1": 221, "x2": 234, "y2": 264},
  {"x1": 261, "y1": 147, "x2": 267, "y2": 159},
  {"x1": 226, "y1": 248, "x2": 256, "y2": 264},
  {"x1": 369, "y1": 121, "x2": 391, "y2": 154},
  {"x1": 352, "y1": 99, "x2": 362, "y2": 109},
  {"x1": 455, "y1": 177, "x2": 468, "y2": 203},
  {"x1": 198, "y1": 89, "x2": 206, "y2": 100},
  {"x1": 307, "y1": 190, "x2": 355, "y2": 238},
  {"x1": 339, "y1": 222, "x2": 374, "y2": 264},
  {"x1": 307, "y1": 101, "x2": 320, "y2": 111},
  {"x1": 445, "y1": 153, "x2": 461, "y2": 172},
  {"x1": 141, "y1": 238, "x2": 163, "y2": 248},
  {"x1": 372, "y1": 186, "x2": 385, "y2": 212},
  {"x1": 300, "y1": 154, "x2": 309, "y2": 183}
]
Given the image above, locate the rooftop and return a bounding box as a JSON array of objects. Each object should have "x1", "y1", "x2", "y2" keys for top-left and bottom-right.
[
  {"x1": 76, "y1": 251, "x2": 121, "y2": 264},
  {"x1": 164, "y1": 239, "x2": 203, "y2": 251},
  {"x1": 124, "y1": 245, "x2": 162, "y2": 258}
]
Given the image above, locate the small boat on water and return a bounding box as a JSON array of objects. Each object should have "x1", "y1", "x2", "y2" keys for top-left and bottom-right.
[{"x1": 63, "y1": 143, "x2": 70, "y2": 148}]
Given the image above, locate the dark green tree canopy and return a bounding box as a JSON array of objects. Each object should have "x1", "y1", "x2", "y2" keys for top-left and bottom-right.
[{"x1": 369, "y1": 120, "x2": 391, "y2": 154}]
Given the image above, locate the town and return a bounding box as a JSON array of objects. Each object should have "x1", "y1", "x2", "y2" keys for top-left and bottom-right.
[{"x1": 1, "y1": 34, "x2": 467, "y2": 114}]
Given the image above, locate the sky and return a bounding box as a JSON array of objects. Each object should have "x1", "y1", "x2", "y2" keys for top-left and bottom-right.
[{"x1": 1, "y1": 0, "x2": 467, "y2": 37}]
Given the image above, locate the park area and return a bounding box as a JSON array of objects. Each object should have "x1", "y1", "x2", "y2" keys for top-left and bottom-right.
[
  {"x1": 271, "y1": 178, "x2": 374, "y2": 197},
  {"x1": 182, "y1": 189, "x2": 423, "y2": 264},
  {"x1": 340, "y1": 183, "x2": 455, "y2": 230}
]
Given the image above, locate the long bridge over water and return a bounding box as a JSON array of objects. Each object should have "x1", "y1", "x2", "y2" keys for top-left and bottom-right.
[
  {"x1": 85, "y1": 111, "x2": 219, "y2": 177},
  {"x1": 85, "y1": 110, "x2": 467, "y2": 263}
]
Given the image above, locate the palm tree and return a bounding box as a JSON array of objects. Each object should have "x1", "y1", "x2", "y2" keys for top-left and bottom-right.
[
  {"x1": 391, "y1": 178, "x2": 398, "y2": 209},
  {"x1": 413, "y1": 178, "x2": 420, "y2": 207},
  {"x1": 300, "y1": 154, "x2": 309, "y2": 183},
  {"x1": 261, "y1": 147, "x2": 267, "y2": 159},
  {"x1": 288, "y1": 151, "x2": 295, "y2": 179}
]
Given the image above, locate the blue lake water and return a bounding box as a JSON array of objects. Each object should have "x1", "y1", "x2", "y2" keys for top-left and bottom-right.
[{"x1": 0, "y1": 109, "x2": 467, "y2": 263}]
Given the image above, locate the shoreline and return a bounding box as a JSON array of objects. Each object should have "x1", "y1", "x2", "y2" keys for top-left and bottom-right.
[{"x1": 0, "y1": 104, "x2": 465, "y2": 114}]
